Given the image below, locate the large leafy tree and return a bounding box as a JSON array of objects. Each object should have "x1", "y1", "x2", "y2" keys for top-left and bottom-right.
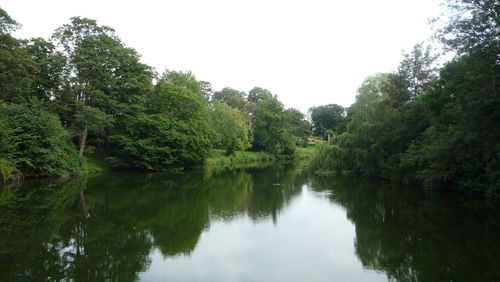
[
  {"x1": 212, "y1": 87, "x2": 247, "y2": 111},
  {"x1": 209, "y1": 101, "x2": 251, "y2": 154},
  {"x1": 108, "y1": 83, "x2": 213, "y2": 170},
  {"x1": 0, "y1": 8, "x2": 37, "y2": 103},
  {"x1": 159, "y1": 70, "x2": 203, "y2": 98},
  {"x1": 253, "y1": 97, "x2": 295, "y2": 156},
  {"x1": 396, "y1": 43, "x2": 438, "y2": 100},
  {"x1": 285, "y1": 108, "x2": 311, "y2": 147},
  {"x1": 435, "y1": 0, "x2": 499, "y2": 59},
  {"x1": 52, "y1": 17, "x2": 153, "y2": 157},
  {"x1": 311, "y1": 104, "x2": 345, "y2": 136}
]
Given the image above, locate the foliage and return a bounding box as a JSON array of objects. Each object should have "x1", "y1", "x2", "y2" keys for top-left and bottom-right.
[
  {"x1": 434, "y1": 0, "x2": 499, "y2": 59},
  {"x1": 108, "y1": 83, "x2": 213, "y2": 170},
  {"x1": 209, "y1": 101, "x2": 251, "y2": 154},
  {"x1": 0, "y1": 101, "x2": 82, "y2": 177},
  {"x1": 400, "y1": 54, "x2": 500, "y2": 195},
  {"x1": 0, "y1": 33, "x2": 37, "y2": 103},
  {"x1": 285, "y1": 108, "x2": 311, "y2": 147},
  {"x1": 310, "y1": 104, "x2": 345, "y2": 136},
  {"x1": 159, "y1": 70, "x2": 203, "y2": 97},
  {"x1": 52, "y1": 17, "x2": 153, "y2": 157},
  {"x1": 206, "y1": 150, "x2": 275, "y2": 167},
  {"x1": 0, "y1": 158, "x2": 13, "y2": 184},
  {"x1": 311, "y1": 0, "x2": 499, "y2": 196},
  {"x1": 252, "y1": 97, "x2": 296, "y2": 157},
  {"x1": 0, "y1": 7, "x2": 19, "y2": 34},
  {"x1": 212, "y1": 87, "x2": 247, "y2": 111}
]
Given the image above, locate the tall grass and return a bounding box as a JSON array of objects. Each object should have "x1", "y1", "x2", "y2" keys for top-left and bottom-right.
[
  {"x1": 0, "y1": 158, "x2": 14, "y2": 184},
  {"x1": 310, "y1": 143, "x2": 352, "y2": 175},
  {"x1": 206, "y1": 150, "x2": 275, "y2": 167}
]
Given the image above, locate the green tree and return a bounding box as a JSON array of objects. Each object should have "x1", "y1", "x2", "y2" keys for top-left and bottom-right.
[
  {"x1": 434, "y1": 0, "x2": 499, "y2": 58},
  {"x1": 0, "y1": 9, "x2": 37, "y2": 103},
  {"x1": 52, "y1": 17, "x2": 153, "y2": 157},
  {"x1": 253, "y1": 97, "x2": 295, "y2": 156},
  {"x1": 212, "y1": 87, "x2": 247, "y2": 111},
  {"x1": 159, "y1": 70, "x2": 203, "y2": 98},
  {"x1": 0, "y1": 101, "x2": 82, "y2": 177},
  {"x1": 108, "y1": 83, "x2": 212, "y2": 170},
  {"x1": 311, "y1": 104, "x2": 345, "y2": 136},
  {"x1": 209, "y1": 101, "x2": 251, "y2": 154},
  {"x1": 284, "y1": 108, "x2": 311, "y2": 147},
  {"x1": 396, "y1": 43, "x2": 437, "y2": 100},
  {"x1": 247, "y1": 87, "x2": 273, "y2": 103}
]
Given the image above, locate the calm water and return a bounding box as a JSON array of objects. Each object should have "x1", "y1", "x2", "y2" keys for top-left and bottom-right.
[{"x1": 1, "y1": 165, "x2": 499, "y2": 281}]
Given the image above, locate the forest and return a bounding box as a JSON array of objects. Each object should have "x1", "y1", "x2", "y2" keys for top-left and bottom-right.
[
  {"x1": 1, "y1": 0, "x2": 499, "y2": 197},
  {"x1": 0, "y1": 7, "x2": 311, "y2": 180},
  {"x1": 310, "y1": 0, "x2": 499, "y2": 197}
]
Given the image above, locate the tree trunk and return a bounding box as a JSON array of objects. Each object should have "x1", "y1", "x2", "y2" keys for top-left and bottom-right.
[{"x1": 78, "y1": 124, "x2": 88, "y2": 158}]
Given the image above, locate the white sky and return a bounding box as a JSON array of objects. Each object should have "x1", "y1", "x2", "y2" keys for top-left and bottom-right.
[{"x1": 3, "y1": 0, "x2": 442, "y2": 114}]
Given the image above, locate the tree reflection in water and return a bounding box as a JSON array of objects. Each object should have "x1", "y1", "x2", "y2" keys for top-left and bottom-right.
[
  {"x1": 310, "y1": 176, "x2": 500, "y2": 282},
  {"x1": 0, "y1": 165, "x2": 307, "y2": 281},
  {"x1": 1, "y1": 168, "x2": 499, "y2": 281}
]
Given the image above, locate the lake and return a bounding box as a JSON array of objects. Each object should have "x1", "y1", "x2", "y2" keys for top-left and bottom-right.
[{"x1": 1, "y1": 165, "x2": 499, "y2": 281}]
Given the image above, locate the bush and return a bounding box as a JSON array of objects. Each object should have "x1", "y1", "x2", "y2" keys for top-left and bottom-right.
[
  {"x1": 0, "y1": 102, "x2": 83, "y2": 177},
  {"x1": 108, "y1": 83, "x2": 213, "y2": 170}
]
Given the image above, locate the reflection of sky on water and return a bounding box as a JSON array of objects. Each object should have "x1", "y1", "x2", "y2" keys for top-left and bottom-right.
[{"x1": 140, "y1": 184, "x2": 387, "y2": 282}]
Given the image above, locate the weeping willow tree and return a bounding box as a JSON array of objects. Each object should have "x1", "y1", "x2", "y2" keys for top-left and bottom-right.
[{"x1": 311, "y1": 73, "x2": 406, "y2": 176}]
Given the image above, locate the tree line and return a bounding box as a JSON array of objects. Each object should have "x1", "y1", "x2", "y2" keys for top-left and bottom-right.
[
  {"x1": 311, "y1": 0, "x2": 499, "y2": 197},
  {"x1": 0, "y1": 8, "x2": 312, "y2": 180}
]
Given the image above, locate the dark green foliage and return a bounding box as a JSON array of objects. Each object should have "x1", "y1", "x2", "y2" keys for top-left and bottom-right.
[
  {"x1": 0, "y1": 102, "x2": 82, "y2": 177},
  {"x1": 285, "y1": 108, "x2": 312, "y2": 147},
  {"x1": 209, "y1": 101, "x2": 251, "y2": 154},
  {"x1": 0, "y1": 7, "x2": 19, "y2": 34},
  {"x1": 52, "y1": 17, "x2": 153, "y2": 157},
  {"x1": 0, "y1": 7, "x2": 313, "y2": 176},
  {"x1": 0, "y1": 34, "x2": 37, "y2": 103},
  {"x1": 310, "y1": 104, "x2": 345, "y2": 136},
  {"x1": 247, "y1": 87, "x2": 273, "y2": 103},
  {"x1": 159, "y1": 70, "x2": 203, "y2": 97},
  {"x1": 108, "y1": 83, "x2": 213, "y2": 170},
  {"x1": 400, "y1": 54, "x2": 500, "y2": 195},
  {"x1": 252, "y1": 97, "x2": 296, "y2": 157},
  {"x1": 311, "y1": 0, "x2": 499, "y2": 196},
  {"x1": 0, "y1": 158, "x2": 13, "y2": 183},
  {"x1": 212, "y1": 87, "x2": 247, "y2": 111},
  {"x1": 434, "y1": 0, "x2": 499, "y2": 58}
]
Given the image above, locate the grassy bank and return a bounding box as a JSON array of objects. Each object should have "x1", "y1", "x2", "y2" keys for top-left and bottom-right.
[
  {"x1": 206, "y1": 150, "x2": 275, "y2": 167},
  {"x1": 296, "y1": 145, "x2": 316, "y2": 159}
]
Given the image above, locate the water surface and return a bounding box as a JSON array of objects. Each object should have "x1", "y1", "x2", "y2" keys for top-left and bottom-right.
[{"x1": 1, "y1": 166, "x2": 499, "y2": 281}]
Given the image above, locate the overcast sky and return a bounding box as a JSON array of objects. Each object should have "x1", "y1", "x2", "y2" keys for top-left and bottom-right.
[{"x1": 3, "y1": 0, "x2": 442, "y2": 114}]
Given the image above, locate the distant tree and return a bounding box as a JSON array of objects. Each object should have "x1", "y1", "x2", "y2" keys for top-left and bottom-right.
[
  {"x1": 159, "y1": 70, "x2": 203, "y2": 97},
  {"x1": 311, "y1": 104, "x2": 345, "y2": 136},
  {"x1": 199, "y1": 80, "x2": 213, "y2": 101},
  {"x1": 253, "y1": 98, "x2": 295, "y2": 156},
  {"x1": 212, "y1": 87, "x2": 247, "y2": 111},
  {"x1": 209, "y1": 101, "x2": 251, "y2": 155},
  {"x1": 247, "y1": 87, "x2": 273, "y2": 103},
  {"x1": 285, "y1": 108, "x2": 311, "y2": 147},
  {"x1": 397, "y1": 43, "x2": 438, "y2": 100}
]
